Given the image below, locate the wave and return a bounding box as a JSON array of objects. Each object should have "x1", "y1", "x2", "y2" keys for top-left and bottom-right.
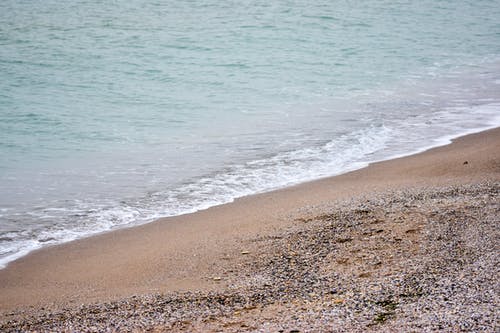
[{"x1": 1, "y1": 101, "x2": 499, "y2": 268}]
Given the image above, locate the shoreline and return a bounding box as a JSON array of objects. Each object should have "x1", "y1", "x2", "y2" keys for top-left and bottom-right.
[
  {"x1": 0, "y1": 127, "x2": 499, "y2": 331},
  {"x1": 1, "y1": 121, "x2": 499, "y2": 271}
]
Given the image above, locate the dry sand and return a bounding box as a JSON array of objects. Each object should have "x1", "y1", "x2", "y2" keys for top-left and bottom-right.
[{"x1": 0, "y1": 128, "x2": 498, "y2": 332}]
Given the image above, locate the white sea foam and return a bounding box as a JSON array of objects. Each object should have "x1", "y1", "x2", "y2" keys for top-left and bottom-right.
[
  {"x1": 1, "y1": 102, "x2": 499, "y2": 269},
  {"x1": 0, "y1": 125, "x2": 391, "y2": 268}
]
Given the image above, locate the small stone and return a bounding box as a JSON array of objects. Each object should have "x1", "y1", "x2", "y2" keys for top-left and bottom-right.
[
  {"x1": 336, "y1": 237, "x2": 353, "y2": 243},
  {"x1": 336, "y1": 258, "x2": 349, "y2": 264}
]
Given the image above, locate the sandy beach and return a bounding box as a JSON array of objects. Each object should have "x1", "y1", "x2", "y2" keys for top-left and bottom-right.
[{"x1": 0, "y1": 128, "x2": 498, "y2": 332}]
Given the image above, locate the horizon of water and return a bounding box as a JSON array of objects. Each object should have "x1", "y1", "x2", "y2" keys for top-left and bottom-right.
[{"x1": 1, "y1": 0, "x2": 500, "y2": 268}]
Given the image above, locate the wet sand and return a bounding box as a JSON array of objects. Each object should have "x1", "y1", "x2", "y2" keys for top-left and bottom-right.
[{"x1": 0, "y1": 128, "x2": 498, "y2": 332}]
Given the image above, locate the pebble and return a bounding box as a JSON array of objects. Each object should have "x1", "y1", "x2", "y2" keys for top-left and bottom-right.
[{"x1": 1, "y1": 182, "x2": 498, "y2": 332}]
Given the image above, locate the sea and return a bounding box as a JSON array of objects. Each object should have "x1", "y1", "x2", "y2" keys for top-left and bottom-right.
[{"x1": 1, "y1": 0, "x2": 500, "y2": 268}]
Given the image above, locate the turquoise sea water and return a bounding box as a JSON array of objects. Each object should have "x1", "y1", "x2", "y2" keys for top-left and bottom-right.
[{"x1": 1, "y1": 0, "x2": 500, "y2": 267}]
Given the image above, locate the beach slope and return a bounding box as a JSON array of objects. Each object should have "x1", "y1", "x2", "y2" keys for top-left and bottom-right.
[{"x1": 0, "y1": 128, "x2": 499, "y2": 331}]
